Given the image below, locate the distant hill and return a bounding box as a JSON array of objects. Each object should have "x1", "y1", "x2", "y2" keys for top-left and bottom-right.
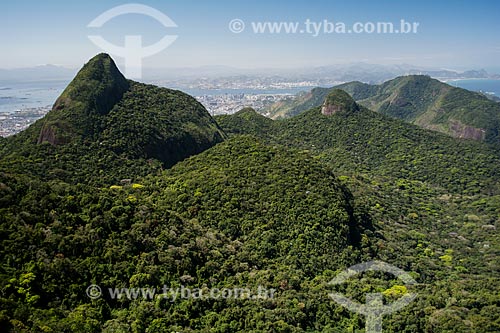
[
  {"x1": 226, "y1": 91, "x2": 500, "y2": 194},
  {"x1": 215, "y1": 107, "x2": 276, "y2": 137},
  {"x1": 263, "y1": 75, "x2": 500, "y2": 144},
  {"x1": 0, "y1": 64, "x2": 77, "y2": 81}
]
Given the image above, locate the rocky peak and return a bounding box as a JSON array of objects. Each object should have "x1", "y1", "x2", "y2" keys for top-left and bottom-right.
[{"x1": 321, "y1": 89, "x2": 359, "y2": 115}]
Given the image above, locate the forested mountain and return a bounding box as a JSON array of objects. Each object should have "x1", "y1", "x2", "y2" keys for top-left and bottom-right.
[
  {"x1": 257, "y1": 90, "x2": 500, "y2": 194},
  {"x1": 218, "y1": 91, "x2": 500, "y2": 331},
  {"x1": 0, "y1": 54, "x2": 225, "y2": 185},
  {"x1": 1, "y1": 56, "x2": 499, "y2": 332},
  {"x1": 263, "y1": 75, "x2": 500, "y2": 144}
]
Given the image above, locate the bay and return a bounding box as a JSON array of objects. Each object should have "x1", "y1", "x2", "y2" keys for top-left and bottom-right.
[
  {"x1": 0, "y1": 79, "x2": 69, "y2": 114},
  {"x1": 448, "y1": 79, "x2": 500, "y2": 97}
]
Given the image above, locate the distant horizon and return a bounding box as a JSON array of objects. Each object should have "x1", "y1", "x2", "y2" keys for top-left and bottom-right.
[
  {"x1": 2, "y1": 0, "x2": 500, "y2": 73},
  {"x1": 1, "y1": 58, "x2": 499, "y2": 76}
]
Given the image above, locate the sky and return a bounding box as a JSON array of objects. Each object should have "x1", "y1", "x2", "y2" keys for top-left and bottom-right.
[{"x1": 1, "y1": 0, "x2": 500, "y2": 72}]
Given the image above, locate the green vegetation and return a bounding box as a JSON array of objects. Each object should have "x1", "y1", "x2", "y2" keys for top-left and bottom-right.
[
  {"x1": 0, "y1": 55, "x2": 499, "y2": 332},
  {"x1": 321, "y1": 89, "x2": 360, "y2": 115},
  {"x1": 0, "y1": 54, "x2": 225, "y2": 185},
  {"x1": 0, "y1": 137, "x2": 376, "y2": 332},
  {"x1": 30, "y1": 53, "x2": 129, "y2": 145},
  {"x1": 263, "y1": 75, "x2": 500, "y2": 144},
  {"x1": 264, "y1": 87, "x2": 331, "y2": 119},
  {"x1": 275, "y1": 105, "x2": 500, "y2": 194},
  {"x1": 220, "y1": 103, "x2": 500, "y2": 194},
  {"x1": 217, "y1": 96, "x2": 500, "y2": 331},
  {"x1": 215, "y1": 107, "x2": 275, "y2": 137}
]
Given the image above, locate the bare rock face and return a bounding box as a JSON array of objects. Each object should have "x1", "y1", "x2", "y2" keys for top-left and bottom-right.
[
  {"x1": 37, "y1": 121, "x2": 71, "y2": 145},
  {"x1": 321, "y1": 89, "x2": 359, "y2": 116},
  {"x1": 37, "y1": 124, "x2": 57, "y2": 145},
  {"x1": 321, "y1": 103, "x2": 344, "y2": 115},
  {"x1": 449, "y1": 120, "x2": 486, "y2": 140}
]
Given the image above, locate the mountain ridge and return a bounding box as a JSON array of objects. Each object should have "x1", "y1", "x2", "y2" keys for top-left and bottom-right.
[
  {"x1": 263, "y1": 75, "x2": 500, "y2": 144},
  {"x1": 0, "y1": 54, "x2": 225, "y2": 184},
  {"x1": 220, "y1": 93, "x2": 500, "y2": 194},
  {"x1": 37, "y1": 53, "x2": 130, "y2": 145},
  {"x1": 1, "y1": 55, "x2": 499, "y2": 332}
]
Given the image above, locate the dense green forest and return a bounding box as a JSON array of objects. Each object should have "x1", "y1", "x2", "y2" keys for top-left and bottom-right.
[
  {"x1": 0, "y1": 55, "x2": 499, "y2": 332},
  {"x1": 0, "y1": 54, "x2": 225, "y2": 185},
  {"x1": 263, "y1": 75, "x2": 500, "y2": 145},
  {"x1": 218, "y1": 92, "x2": 500, "y2": 331}
]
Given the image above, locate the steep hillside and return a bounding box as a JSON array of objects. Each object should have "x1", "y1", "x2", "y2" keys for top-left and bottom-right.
[
  {"x1": 0, "y1": 54, "x2": 225, "y2": 184},
  {"x1": 262, "y1": 82, "x2": 378, "y2": 119},
  {"x1": 227, "y1": 91, "x2": 500, "y2": 194},
  {"x1": 263, "y1": 75, "x2": 500, "y2": 143},
  {"x1": 0, "y1": 136, "x2": 375, "y2": 332},
  {"x1": 359, "y1": 76, "x2": 500, "y2": 142},
  {"x1": 263, "y1": 87, "x2": 330, "y2": 119},
  {"x1": 1, "y1": 57, "x2": 500, "y2": 332},
  {"x1": 17, "y1": 53, "x2": 130, "y2": 145},
  {"x1": 215, "y1": 107, "x2": 275, "y2": 137},
  {"x1": 217, "y1": 92, "x2": 500, "y2": 332}
]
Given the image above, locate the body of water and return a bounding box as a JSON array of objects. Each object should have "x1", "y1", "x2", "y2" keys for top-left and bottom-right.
[
  {"x1": 0, "y1": 80, "x2": 70, "y2": 113},
  {"x1": 0, "y1": 80, "x2": 313, "y2": 114},
  {"x1": 448, "y1": 79, "x2": 500, "y2": 97},
  {"x1": 1, "y1": 78, "x2": 499, "y2": 115}
]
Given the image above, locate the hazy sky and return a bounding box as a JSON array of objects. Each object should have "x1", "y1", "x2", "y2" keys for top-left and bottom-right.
[{"x1": 2, "y1": 0, "x2": 500, "y2": 71}]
